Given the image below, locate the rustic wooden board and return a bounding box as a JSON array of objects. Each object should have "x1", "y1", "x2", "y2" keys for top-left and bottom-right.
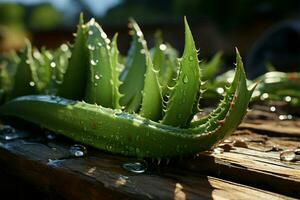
[
  {"x1": 0, "y1": 105, "x2": 299, "y2": 199},
  {"x1": 178, "y1": 107, "x2": 300, "y2": 198},
  {"x1": 0, "y1": 130, "x2": 294, "y2": 200}
]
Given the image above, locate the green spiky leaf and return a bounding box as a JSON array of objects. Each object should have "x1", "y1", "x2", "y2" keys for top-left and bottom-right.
[
  {"x1": 161, "y1": 17, "x2": 201, "y2": 127},
  {"x1": 119, "y1": 19, "x2": 147, "y2": 112},
  {"x1": 57, "y1": 13, "x2": 89, "y2": 100},
  {"x1": 84, "y1": 18, "x2": 115, "y2": 108}
]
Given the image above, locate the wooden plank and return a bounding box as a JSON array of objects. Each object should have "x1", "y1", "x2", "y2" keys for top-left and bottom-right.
[
  {"x1": 0, "y1": 132, "x2": 293, "y2": 200},
  {"x1": 177, "y1": 108, "x2": 300, "y2": 199}
]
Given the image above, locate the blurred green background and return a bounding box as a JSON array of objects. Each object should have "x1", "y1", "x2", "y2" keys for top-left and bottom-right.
[{"x1": 0, "y1": 0, "x2": 299, "y2": 62}]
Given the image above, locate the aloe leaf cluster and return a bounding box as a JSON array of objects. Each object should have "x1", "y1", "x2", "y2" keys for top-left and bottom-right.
[{"x1": 0, "y1": 14, "x2": 254, "y2": 158}]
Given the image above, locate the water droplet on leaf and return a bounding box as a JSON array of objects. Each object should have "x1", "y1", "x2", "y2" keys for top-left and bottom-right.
[
  {"x1": 101, "y1": 32, "x2": 107, "y2": 39},
  {"x1": 136, "y1": 31, "x2": 143, "y2": 37},
  {"x1": 216, "y1": 87, "x2": 224, "y2": 94},
  {"x1": 88, "y1": 44, "x2": 95, "y2": 51},
  {"x1": 95, "y1": 74, "x2": 100, "y2": 80},
  {"x1": 159, "y1": 44, "x2": 167, "y2": 51},
  {"x1": 183, "y1": 75, "x2": 188, "y2": 84},
  {"x1": 90, "y1": 59, "x2": 98, "y2": 66},
  {"x1": 88, "y1": 30, "x2": 93, "y2": 35},
  {"x1": 50, "y1": 62, "x2": 56, "y2": 68},
  {"x1": 29, "y1": 81, "x2": 35, "y2": 87}
]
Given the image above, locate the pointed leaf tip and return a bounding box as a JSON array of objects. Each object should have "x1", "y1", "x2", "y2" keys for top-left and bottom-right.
[{"x1": 184, "y1": 17, "x2": 192, "y2": 35}]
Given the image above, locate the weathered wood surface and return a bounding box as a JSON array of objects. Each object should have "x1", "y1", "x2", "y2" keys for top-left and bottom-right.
[
  {"x1": 178, "y1": 107, "x2": 300, "y2": 198},
  {"x1": 0, "y1": 105, "x2": 299, "y2": 199}
]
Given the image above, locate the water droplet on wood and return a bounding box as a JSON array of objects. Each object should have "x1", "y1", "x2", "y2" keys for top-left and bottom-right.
[
  {"x1": 122, "y1": 160, "x2": 147, "y2": 173},
  {"x1": 69, "y1": 144, "x2": 87, "y2": 157},
  {"x1": 280, "y1": 150, "x2": 300, "y2": 162}
]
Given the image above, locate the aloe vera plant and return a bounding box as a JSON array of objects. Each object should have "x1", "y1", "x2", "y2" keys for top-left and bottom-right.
[
  {"x1": 0, "y1": 15, "x2": 254, "y2": 158},
  {"x1": 251, "y1": 71, "x2": 300, "y2": 106}
]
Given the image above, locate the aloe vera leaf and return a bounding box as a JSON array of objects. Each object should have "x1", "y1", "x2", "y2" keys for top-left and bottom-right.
[
  {"x1": 152, "y1": 30, "x2": 165, "y2": 73},
  {"x1": 110, "y1": 33, "x2": 122, "y2": 109},
  {"x1": 0, "y1": 53, "x2": 254, "y2": 158},
  {"x1": 119, "y1": 19, "x2": 147, "y2": 112},
  {"x1": 57, "y1": 13, "x2": 89, "y2": 100},
  {"x1": 251, "y1": 71, "x2": 300, "y2": 105},
  {"x1": 52, "y1": 44, "x2": 71, "y2": 84},
  {"x1": 84, "y1": 18, "x2": 115, "y2": 108},
  {"x1": 161, "y1": 18, "x2": 201, "y2": 127},
  {"x1": 140, "y1": 52, "x2": 163, "y2": 121},
  {"x1": 190, "y1": 49, "x2": 245, "y2": 127},
  {"x1": 151, "y1": 32, "x2": 179, "y2": 96},
  {"x1": 10, "y1": 40, "x2": 37, "y2": 99},
  {"x1": 31, "y1": 48, "x2": 51, "y2": 93},
  {"x1": 0, "y1": 63, "x2": 12, "y2": 103},
  {"x1": 0, "y1": 50, "x2": 20, "y2": 80}
]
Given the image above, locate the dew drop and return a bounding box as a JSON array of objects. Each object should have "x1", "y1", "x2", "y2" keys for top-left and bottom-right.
[
  {"x1": 122, "y1": 160, "x2": 147, "y2": 173},
  {"x1": 97, "y1": 42, "x2": 103, "y2": 47},
  {"x1": 88, "y1": 30, "x2": 93, "y2": 35},
  {"x1": 270, "y1": 106, "x2": 276, "y2": 112},
  {"x1": 90, "y1": 59, "x2": 98, "y2": 66},
  {"x1": 69, "y1": 144, "x2": 87, "y2": 157},
  {"x1": 29, "y1": 81, "x2": 35, "y2": 87},
  {"x1": 95, "y1": 74, "x2": 100, "y2": 80},
  {"x1": 60, "y1": 44, "x2": 69, "y2": 52},
  {"x1": 189, "y1": 56, "x2": 193, "y2": 61},
  {"x1": 183, "y1": 75, "x2": 188, "y2": 84},
  {"x1": 88, "y1": 44, "x2": 95, "y2": 51},
  {"x1": 0, "y1": 125, "x2": 23, "y2": 141},
  {"x1": 260, "y1": 93, "x2": 269, "y2": 100},
  {"x1": 136, "y1": 31, "x2": 143, "y2": 37},
  {"x1": 284, "y1": 96, "x2": 292, "y2": 102},
  {"x1": 45, "y1": 131, "x2": 57, "y2": 140},
  {"x1": 279, "y1": 115, "x2": 287, "y2": 120},
  {"x1": 50, "y1": 62, "x2": 56, "y2": 68},
  {"x1": 159, "y1": 44, "x2": 167, "y2": 51},
  {"x1": 216, "y1": 87, "x2": 224, "y2": 94},
  {"x1": 89, "y1": 18, "x2": 95, "y2": 25},
  {"x1": 105, "y1": 38, "x2": 110, "y2": 44},
  {"x1": 280, "y1": 150, "x2": 300, "y2": 162}
]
